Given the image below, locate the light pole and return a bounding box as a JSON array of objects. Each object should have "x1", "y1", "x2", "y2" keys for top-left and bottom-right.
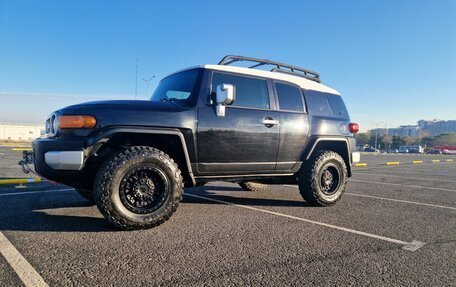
[
  {"x1": 371, "y1": 121, "x2": 385, "y2": 150},
  {"x1": 142, "y1": 76, "x2": 156, "y2": 98},
  {"x1": 418, "y1": 127, "x2": 422, "y2": 147},
  {"x1": 135, "y1": 57, "x2": 138, "y2": 100}
]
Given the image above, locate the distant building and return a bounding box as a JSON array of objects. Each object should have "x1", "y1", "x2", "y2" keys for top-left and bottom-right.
[
  {"x1": 387, "y1": 125, "x2": 420, "y2": 137},
  {"x1": 0, "y1": 123, "x2": 43, "y2": 141},
  {"x1": 418, "y1": 119, "x2": 456, "y2": 136},
  {"x1": 368, "y1": 119, "x2": 456, "y2": 138}
]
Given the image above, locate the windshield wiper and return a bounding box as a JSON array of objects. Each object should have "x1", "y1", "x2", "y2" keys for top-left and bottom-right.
[{"x1": 159, "y1": 98, "x2": 183, "y2": 106}]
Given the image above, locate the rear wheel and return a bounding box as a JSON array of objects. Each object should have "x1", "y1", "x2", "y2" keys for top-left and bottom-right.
[
  {"x1": 298, "y1": 150, "x2": 347, "y2": 206},
  {"x1": 238, "y1": 182, "x2": 268, "y2": 192},
  {"x1": 94, "y1": 146, "x2": 183, "y2": 230}
]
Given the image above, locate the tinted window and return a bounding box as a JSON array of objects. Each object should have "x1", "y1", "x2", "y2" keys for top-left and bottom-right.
[
  {"x1": 211, "y1": 72, "x2": 269, "y2": 109},
  {"x1": 304, "y1": 90, "x2": 348, "y2": 119},
  {"x1": 275, "y1": 82, "x2": 304, "y2": 112},
  {"x1": 151, "y1": 68, "x2": 203, "y2": 104},
  {"x1": 327, "y1": 95, "x2": 349, "y2": 119},
  {"x1": 304, "y1": 91, "x2": 332, "y2": 117}
]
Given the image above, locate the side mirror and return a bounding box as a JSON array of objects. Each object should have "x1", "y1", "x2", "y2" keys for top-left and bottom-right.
[{"x1": 215, "y1": 83, "x2": 235, "y2": 117}]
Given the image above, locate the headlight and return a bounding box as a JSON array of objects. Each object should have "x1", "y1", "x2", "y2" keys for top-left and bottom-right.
[{"x1": 52, "y1": 114, "x2": 59, "y2": 134}]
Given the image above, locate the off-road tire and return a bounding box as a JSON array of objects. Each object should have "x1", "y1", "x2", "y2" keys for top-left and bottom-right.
[
  {"x1": 238, "y1": 182, "x2": 268, "y2": 192},
  {"x1": 298, "y1": 150, "x2": 347, "y2": 206},
  {"x1": 75, "y1": 188, "x2": 95, "y2": 204},
  {"x1": 94, "y1": 146, "x2": 183, "y2": 230}
]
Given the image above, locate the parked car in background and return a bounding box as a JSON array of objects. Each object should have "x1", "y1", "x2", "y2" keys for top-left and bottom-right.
[
  {"x1": 426, "y1": 149, "x2": 442, "y2": 154},
  {"x1": 407, "y1": 145, "x2": 424, "y2": 154},
  {"x1": 398, "y1": 146, "x2": 409, "y2": 153},
  {"x1": 387, "y1": 148, "x2": 399, "y2": 153},
  {"x1": 364, "y1": 147, "x2": 380, "y2": 152}
]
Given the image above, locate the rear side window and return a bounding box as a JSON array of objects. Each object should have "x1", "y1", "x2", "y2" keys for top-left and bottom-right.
[
  {"x1": 304, "y1": 90, "x2": 349, "y2": 119},
  {"x1": 275, "y1": 82, "x2": 305, "y2": 112},
  {"x1": 211, "y1": 72, "x2": 270, "y2": 109},
  {"x1": 327, "y1": 94, "x2": 349, "y2": 119}
]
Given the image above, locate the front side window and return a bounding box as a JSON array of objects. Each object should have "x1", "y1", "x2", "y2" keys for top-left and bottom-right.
[
  {"x1": 211, "y1": 72, "x2": 270, "y2": 109},
  {"x1": 151, "y1": 68, "x2": 203, "y2": 105},
  {"x1": 275, "y1": 82, "x2": 305, "y2": 112}
]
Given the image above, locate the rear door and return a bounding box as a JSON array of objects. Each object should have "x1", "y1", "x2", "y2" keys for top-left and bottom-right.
[
  {"x1": 273, "y1": 81, "x2": 310, "y2": 171},
  {"x1": 196, "y1": 71, "x2": 280, "y2": 174}
]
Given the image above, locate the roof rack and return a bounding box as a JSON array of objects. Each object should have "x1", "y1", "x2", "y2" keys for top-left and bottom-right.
[{"x1": 218, "y1": 55, "x2": 321, "y2": 83}]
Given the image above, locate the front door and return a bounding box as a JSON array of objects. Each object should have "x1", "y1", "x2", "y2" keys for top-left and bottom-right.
[{"x1": 196, "y1": 72, "x2": 279, "y2": 175}]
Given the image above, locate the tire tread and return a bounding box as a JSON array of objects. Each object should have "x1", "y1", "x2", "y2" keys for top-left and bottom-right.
[
  {"x1": 94, "y1": 146, "x2": 183, "y2": 230},
  {"x1": 298, "y1": 150, "x2": 347, "y2": 207}
]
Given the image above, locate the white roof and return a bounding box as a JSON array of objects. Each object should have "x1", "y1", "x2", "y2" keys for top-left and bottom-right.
[{"x1": 203, "y1": 64, "x2": 340, "y2": 95}]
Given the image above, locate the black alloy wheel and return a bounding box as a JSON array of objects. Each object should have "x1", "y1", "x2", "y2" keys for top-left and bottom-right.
[
  {"x1": 119, "y1": 166, "x2": 169, "y2": 214},
  {"x1": 319, "y1": 164, "x2": 341, "y2": 195}
]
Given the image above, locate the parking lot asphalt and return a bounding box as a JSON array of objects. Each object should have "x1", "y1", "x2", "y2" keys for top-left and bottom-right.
[{"x1": 0, "y1": 150, "x2": 455, "y2": 286}]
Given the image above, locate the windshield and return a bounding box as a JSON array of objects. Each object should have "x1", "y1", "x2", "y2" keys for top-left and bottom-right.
[{"x1": 150, "y1": 68, "x2": 203, "y2": 105}]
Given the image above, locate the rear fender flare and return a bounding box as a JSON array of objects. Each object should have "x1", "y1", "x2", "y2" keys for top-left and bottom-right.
[{"x1": 303, "y1": 137, "x2": 352, "y2": 177}]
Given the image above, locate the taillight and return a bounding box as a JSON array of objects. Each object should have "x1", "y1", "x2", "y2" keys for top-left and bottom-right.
[{"x1": 349, "y1": 123, "x2": 359, "y2": 134}]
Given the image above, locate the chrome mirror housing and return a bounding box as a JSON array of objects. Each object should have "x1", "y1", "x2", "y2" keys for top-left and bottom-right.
[{"x1": 215, "y1": 83, "x2": 235, "y2": 117}]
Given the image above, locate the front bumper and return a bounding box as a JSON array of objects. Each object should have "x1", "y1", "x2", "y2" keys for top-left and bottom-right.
[
  {"x1": 44, "y1": 151, "x2": 84, "y2": 170},
  {"x1": 351, "y1": 152, "x2": 361, "y2": 163},
  {"x1": 33, "y1": 137, "x2": 86, "y2": 183}
]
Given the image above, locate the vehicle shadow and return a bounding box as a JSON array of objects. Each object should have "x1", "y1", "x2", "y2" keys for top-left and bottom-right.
[
  {"x1": 0, "y1": 184, "x2": 308, "y2": 233},
  {"x1": 0, "y1": 191, "x2": 116, "y2": 233},
  {"x1": 183, "y1": 185, "x2": 310, "y2": 208}
]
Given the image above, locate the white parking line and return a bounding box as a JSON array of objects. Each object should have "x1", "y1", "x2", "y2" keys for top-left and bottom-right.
[
  {"x1": 0, "y1": 188, "x2": 74, "y2": 197},
  {"x1": 350, "y1": 179, "x2": 456, "y2": 193},
  {"x1": 282, "y1": 185, "x2": 456, "y2": 210},
  {"x1": 0, "y1": 232, "x2": 48, "y2": 287},
  {"x1": 353, "y1": 172, "x2": 456, "y2": 184},
  {"x1": 346, "y1": 193, "x2": 456, "y2": 210},
  {"x1": 185, "y1": 193, "x2": 425, "y2": 252},
  {"x1": 353, "y1": 163, "x2": 456, "y2": 173}
]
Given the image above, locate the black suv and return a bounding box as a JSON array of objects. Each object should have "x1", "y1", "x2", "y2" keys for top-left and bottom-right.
[{"x1": 29, "y1": 55, "x2": 360, "y2": 230}]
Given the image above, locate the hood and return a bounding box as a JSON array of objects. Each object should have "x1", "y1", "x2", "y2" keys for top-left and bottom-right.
[
  {"x1": 56, "y1": 100, "x2": 196, "y2": 131},
  {"x1": 63, "y1": 100, "x2": 186, "y2": 113}
]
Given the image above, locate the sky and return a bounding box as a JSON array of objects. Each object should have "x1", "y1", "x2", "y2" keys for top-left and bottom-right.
[{"x1": 0, "y1": 0, "x2": 455, "y2": 131}]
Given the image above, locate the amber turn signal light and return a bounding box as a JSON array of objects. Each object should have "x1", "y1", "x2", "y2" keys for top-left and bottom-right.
[{"x1": 59, "y1": 115, "x2": 97, "y2": 129}]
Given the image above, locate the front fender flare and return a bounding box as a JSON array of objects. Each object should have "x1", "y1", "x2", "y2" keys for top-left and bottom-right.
[{"x1": 86, "y1": 126, "x2": 196, "y2": 186}]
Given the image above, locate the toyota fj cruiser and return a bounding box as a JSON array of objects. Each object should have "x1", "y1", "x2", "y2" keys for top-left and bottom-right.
[{"x1": 27, "y1": 55, "x2": 360, "y2": 230}]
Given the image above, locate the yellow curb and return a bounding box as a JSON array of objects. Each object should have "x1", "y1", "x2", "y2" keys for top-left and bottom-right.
[
  {"x1": 11, "y1": 148, "x2": 33, "y2": 151},
  {"x1": 355, "y1": 163, "x2": 367, "y2": 167},
  {"x1": 386, "y1": 161, "x2": 400, "y2": 165},
  {"x1": 412, "y1": 160, "x2": 423, "y2": 164},
  {"x1": 0, "y1": 178, "x2": 41, "y2": 185},
  {"x1": 432, "y1": 160, "x2": 440, "y2": 163},
  {"x1": 446, "y1": 159, "x2": 454, "y2": 162},
  {"x1": 0, "y1": 143, "x2": 31, "y2": 147}
]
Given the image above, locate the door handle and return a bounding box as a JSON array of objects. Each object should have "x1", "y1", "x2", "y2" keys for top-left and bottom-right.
[{"x1": 261, "y1": 117, "x2": 279, "y2": 127}]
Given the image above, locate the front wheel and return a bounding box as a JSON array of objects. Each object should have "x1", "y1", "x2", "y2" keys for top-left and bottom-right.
[
  {"x1": 298, "y1": 150, "x2": 347, "y2": 206},
  {"x1": 94, "y1": 146, "x2": 184, "y2": 230}
]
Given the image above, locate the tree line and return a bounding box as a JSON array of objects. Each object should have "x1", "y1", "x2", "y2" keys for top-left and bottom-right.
[{"x1": 355, "y1": 132, "x2": 456, "y2": 150}]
